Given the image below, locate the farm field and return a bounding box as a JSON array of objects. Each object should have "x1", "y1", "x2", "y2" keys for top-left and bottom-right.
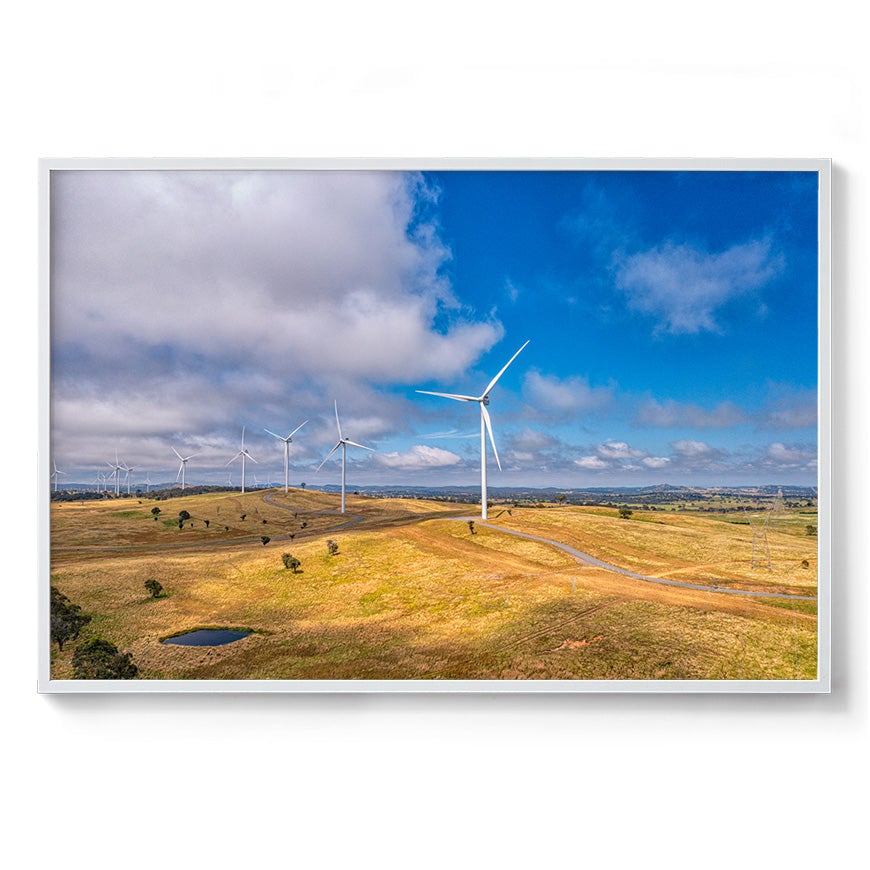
[{"x1": 49, "y1": 489, "x2": 818, "y2": 681}]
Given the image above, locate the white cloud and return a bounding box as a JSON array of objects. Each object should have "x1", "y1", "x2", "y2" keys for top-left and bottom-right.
[
  {"x1": 642, "y1": 456, "x2": 671, "y2": 469},
  {"x1": 637, "y1": 398, "x2": 748, "y2": 428},
  {"x1": 375, "y1": 445, "x2": 463, "y2": 470},
  {"x1": 615, "y1": 238, "x2": 783, "y2": 335},
  {"x1": 575, "y1": 455, "x2": 609, "y2": 470},
  {"x1": 761, "y1": 442, "x2": 816, "y2": 469},
  {"x1": 671, "y1": 439, "x2": 719, "y2": 458},
  {"x1": 595, "y1": 440, "x2": 647, "y2": 460},
  {"x1": 522, "y1": 370, "x2": 614, "y2": 419}
]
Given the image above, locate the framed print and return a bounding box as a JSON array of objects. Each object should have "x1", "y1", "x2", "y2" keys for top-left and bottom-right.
[{"x1": 38, "y1": 158, "x2": 830, "y2": 692}]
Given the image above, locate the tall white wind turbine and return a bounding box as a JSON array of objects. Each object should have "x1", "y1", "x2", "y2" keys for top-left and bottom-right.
[
  {"x1": 172, "y1": 447, "x2": 200, "y2": 492},
  {"x1": 264, "y1": 420, "x2": 308, "y2": 493},
  {"x1": 316, "y1": 401, "x2": 374, "y2": 514},
  {"x1": 226, "y1": 427, "x2": 257, "y2": 494},
  {"x1": 417, "y1": 340, "x2": 529, "y2": 520},
  {"x1": 123, "y1": 464, "x2": 138, "y2": 495},
  {"x1": 106, "y1": 450, "x2": 126, "y2": 497},
  {"x1": 50, "y1": 460, "x2": 66, "y2": 493}
]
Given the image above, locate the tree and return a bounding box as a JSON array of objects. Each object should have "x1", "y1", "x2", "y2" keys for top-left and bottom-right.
[
  {"x1": 327, "y1": 539, "x2": 339, "y2": 556},
  {"x1": 557, "y1": 494, "x2": 567, "y2": 505},
  {"x1": 144, "y1": 579, "x2": 163, "y2": 598},
  {"x1": 618, "y1": 506, "x2": 633, "y2": 520},
  {"x1": 300, "y1": 482, "x2": 306, "y2": 490},
  {"x1": 282, "y1": 553, "x2": 301, "y2": 573},
  {"x1": 72, "y1": 638, "x2": 138, "y2": 680},
  {"x1": 151, "y1": 506, "x2": 161, "y2": 520},
  {"x1": 204, "y1": 519, "x2": 210, "y2": 528},
  {"x1": 467, "y1": 520, "x2": 476, "y2": 535},
  {"x1": 806, "y1": 524, "x2": 818, "y2": 536},
  {"x1": 261, "y1": 536, "x2": 271, "y2": 546},
  {"x1": 178, "y1": 510, "x2": 191, "y2": 521},
  {"x1": 50, "y1": 586, "x2": 91, "y2": 651}
]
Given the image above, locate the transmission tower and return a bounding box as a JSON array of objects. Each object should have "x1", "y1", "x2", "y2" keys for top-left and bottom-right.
[
  {"x1": 770, "y1": 486, "x2": 785, "y2": 527},
  {"x1": 748, "y1": 508, "x2": 772, "y2": 570}
]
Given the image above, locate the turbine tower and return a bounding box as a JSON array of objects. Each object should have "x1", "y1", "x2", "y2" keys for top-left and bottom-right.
[
  {"x1": 226, "y1": 427, "x2": 256, "y2": 494},
  {"x1": 50, "y1": 460, "x2": 66, "y2": 493},
  {"x1": 417, "y1": 339, "x2": 529, "y2": 520},
  {"x1": 264, "y1": 420, "x2": 308, "y2": 494},
  {"x1": 172, "y1": 447, "x2": 200, "y2": 492},
  {"x1": 316, "y1": 401, "x2": 373, "y2": 513}
]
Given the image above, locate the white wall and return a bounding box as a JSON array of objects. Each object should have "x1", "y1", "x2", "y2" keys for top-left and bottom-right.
[{"x1": 5, "y1": 3, "x2": 866, "y2": 867}]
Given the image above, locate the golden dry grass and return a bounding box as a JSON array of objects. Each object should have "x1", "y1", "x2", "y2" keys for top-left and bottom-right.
[{"x1": 49, "y1": 492, "x2": 818, "y2": 681}]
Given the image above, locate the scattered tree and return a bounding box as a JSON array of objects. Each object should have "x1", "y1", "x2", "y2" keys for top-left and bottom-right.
[
  {"x1": 261, "y1": 536, "x2": 271, "y2": 546},
  {"x1": 178, "y1": 518, "x2": 184, "y2": 529},
  {"x1": 262, "y1": 519, "x2": 267, "y2": 524},
  {"x1": 151, "y1": 507, "x2": 161, "y2": 519},
  {"x1": 282, "y1": 553, "x2": 301, "y2": 573},
  {"x1": 72, "y1": 638, "x2": 138, "y2": 680},
  {"x1": 144, "y1": 579, "x2": 163, "y2": 599},
  {"x1": 806, "y1": 524, "x2": 818, "y2": 536},
  {"x1": 178, "y1": 510, "x2": 191, "y2": 521},
  {"x1": 467, "y1": 520, "x2": 476, "y2": 535},
  {"x1": 50, "y1": 586, "x2": 91, "y2": 651},
  {"x1": 326, "y1": 539, "x2": 339, "y2": 556},
  {"x1": 557, "y1": 494, "x2": 567, "y2": 505},
  {"x1": 204, "y1": 519, "x2": 210, "y2": 528},
  {"x1": 300, "y1": 482, "x2": 306, "y2": 490},
  {"x1": 618, "y1": 506, "x2": 633, "y2": 520}
]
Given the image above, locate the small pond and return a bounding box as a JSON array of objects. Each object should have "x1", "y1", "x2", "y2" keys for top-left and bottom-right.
[{"x1": 163, "y1": 629, "x2": 252, "y2": 647}]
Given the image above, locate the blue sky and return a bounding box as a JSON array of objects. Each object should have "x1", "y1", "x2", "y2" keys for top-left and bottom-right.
[{"x1": 50, "y1": 168, "x2": 819, "y2": 488}]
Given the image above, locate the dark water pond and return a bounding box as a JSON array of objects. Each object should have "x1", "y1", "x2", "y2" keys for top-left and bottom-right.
[{"x1": 163, "y1": 629, "x2": 252, "y2": 647}]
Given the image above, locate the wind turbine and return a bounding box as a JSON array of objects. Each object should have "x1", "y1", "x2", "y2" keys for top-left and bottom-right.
[
  {"x1": 226, "y1": 427, "x2": 256, "y2": 493},
  {"x1": 123, "y1": 464, "x2": 138, "y2": 495},
  {"x1": 417, "y1": 339, "x2": 529, "y2": 520},
  {"x1": 50, "y1": 460, "x2": 66, "y2": 493},
  {"x1": 106, "y1": 450, "x2": 126, "y2": 497},
  {"x1": 264, "y1": 420, "x2": 308, "y2": 493},
  {"x1": 316, "y1": 401, "x2": 374, "y2": 513},
  {"x1": 172, "y1": 447, "x2": 200, "y2": 492},
  {"x1": 144, "y1": 472, "x2": 152, "y2": 493}
]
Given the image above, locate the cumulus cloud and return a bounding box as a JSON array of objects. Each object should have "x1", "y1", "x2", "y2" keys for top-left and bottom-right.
[
  {"x1": 671, "y1": 439, "x2": 721, "y2": 459},
  {"x1": 375, "y1": 445, "x2": 463, "y2": 470},
  {"x1": 637, "y1": 398, "x2": 749, "y2": 428},
  {"x1": 50, "y1": 170, "x2": 504, "y2": 472},
  {"x1": 760, "y1": 389, "x2": 818, "y2": 430},
  {"x1": 595, "y1": 440, "x2": 647, "y2": 460},
  {"x1": 615, "y1": 238, "x2": 783, "y2": 335},
  {"x1": 575, "y1": 456, "x2": 609, "y2": 470},
  {"x1": 760, "y1": 442, "x2": 817, "y2": 469},
  {"x1": 642, "y1": 456, "x2": 671, "y2": 469},
  {"x1": 522, "y1": 370, "x2": 614, "y2": 420}
]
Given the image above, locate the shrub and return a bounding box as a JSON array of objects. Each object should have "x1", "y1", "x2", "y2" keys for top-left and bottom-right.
[
  {"x1": 282, "y1": 553, "x2": 301, "y2": 573},
  {"x1": 144, "y1": 579, "x2": 163, "y2": 598},
  {"x1": 618, "y1": 506, "x2": 633, "y2": 520},
  {"x1": 467, "y1": 520, "x2": 475, "y2": 535},
  {"x1": 326, "y1": 539, "x2": 339, "y2": 556},
  {"x1": 806, "y1": 524, "x2": 818, "y2": 536},
  {"x1": 178, "y1": 510, "x2": 191, "y2": 521},
  {"x1": 240, "y1": 513, "x2": 247, "y2": 521},
  {"x1": 151, "y1": 507, "x2": 161, "y2": 518},
  {"x1": 261, "y1": 536, "x2": 271, "y2": 546},
  {"x1": 72, "y1": 638, "x2": 138, "y2": 680}
]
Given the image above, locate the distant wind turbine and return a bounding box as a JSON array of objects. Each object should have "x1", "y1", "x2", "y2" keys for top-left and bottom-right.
[
  {"x1": 50, "y1": 460, "x2": 66, "y2": 493},
  {"x1": 124, "y1": 464, "x2": 138, "y2": 495},
  {"x1": 417, "y1": 339, "x2": 529, "y2": 520},
  {"x1": 316, "y1": 401, "x2": 374, "y2": 514},
  {"x1": 172, "y1": 447, "x2": 200, "y2": 492},
  {"x1": 106, "y1": 450, "x2": 126, "y2": 497},
  {"x1": 264, "y1": 420, "x2": 308, "y2": 493},
  {"x1": 226, "y1": 427, "x2": 257, "y2": 493}
]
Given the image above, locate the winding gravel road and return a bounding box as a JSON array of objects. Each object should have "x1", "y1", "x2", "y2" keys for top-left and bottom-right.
[{"x1": 457, "y1": 519, "x2": 817, "y2": 602}]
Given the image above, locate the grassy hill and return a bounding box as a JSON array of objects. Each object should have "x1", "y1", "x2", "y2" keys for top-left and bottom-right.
[{"x1": 49, "y1": 488, "x2": 818, "y2": 681}]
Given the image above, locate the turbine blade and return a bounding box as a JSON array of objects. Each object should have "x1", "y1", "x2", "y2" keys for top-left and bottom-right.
[
  {"x1": 241, "y1": 426, "x2": 246, "y2": 448},
  {"x1": 245, "y1": 452, "x2": 258, "y2": 464},
  {"x1": 416, "y1": 390, "x2": 478, "y2": 402},
  {"x1": 345, "y1": 440, "x2": 374, "y2": 451},
  {"x1": 225, "y1": 452, "x2": 242, "y2": 466},
  {"x1": 483, "y1": 339, "x2": 530, "y2": 396},
  {"x1": 334, "y1": 400, "x2": 343, "y2": 440},
  {"x1": 172, "y1": 446, "x2": 183, "y2": 461},
  {"x1": 481, "y1": 404, "x2": 501, "y2": 471},
  {"x1": 176, "y1": 464, "x2": 183, "y2": 482},
  {"x1": 264, "y1": 428, "x2": 281, "y2": 440},
  {"x1": 288, "y1": 420, "x2": 308, "y2": 439},
  {"x1": 316, "y1": 442, "x2": 342, "y2": 472},
  {"x1": 186, "y1": 453, "x2": 201, "y2": 461}
]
